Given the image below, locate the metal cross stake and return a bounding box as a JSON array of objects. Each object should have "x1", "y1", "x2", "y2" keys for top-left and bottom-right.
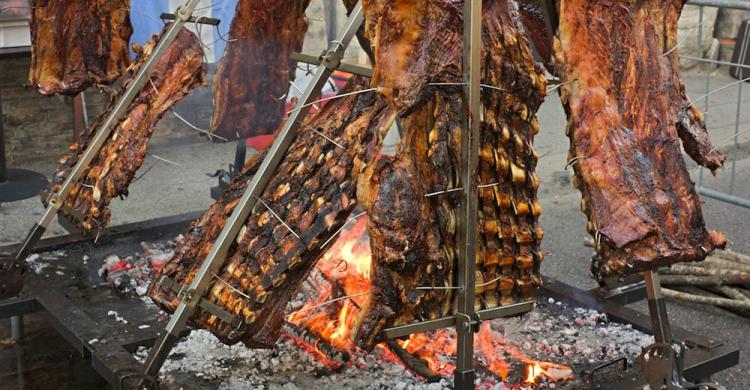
[
  {"x1": 0, "y1": 0, "x2": 205, "y2": 300},
  {"x1": 640, "y1": 271, "x2": 726, "y2": 390},
  {"x1": 138, "y1": 2, "x2": 367, "y2": 385}
]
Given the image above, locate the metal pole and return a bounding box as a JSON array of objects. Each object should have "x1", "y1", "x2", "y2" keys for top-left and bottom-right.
[
  {"x1": 455, "y1": 1, "x2": 482, "y2": 388},
  {"x1": 643, "y1": 271, "x2": 673, "y2": 344},
  {"x1": 140, "y1": 3, "x2": 366, "y2": 382},
  {"x1": 686, "y1": 0, "x2": 750, "y2": 10},
  {"x1": 11, "y1": 315, "x2": 25, "y2": 387},
  {"x1": 0, "y1": 89, "x2": 6, "y2": 183}
]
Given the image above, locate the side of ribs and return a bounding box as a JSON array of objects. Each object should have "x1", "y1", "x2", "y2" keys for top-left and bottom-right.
[
  {"x1": 28, "y1": 0, "x2": 132, "y2": 96},
  {"x1": 151, "y1": 78, "x2": 397, "y2": 347},
  {"x1": 352, "y1": 0, "x2": 547, "y2": 349},
  {"x1": 210, "y1": 0, "x2": 311, "y2": 140},
  {"x1": 45, "y1": 26, "x2": 206, "y2": 231},
  {"x1": 553, "y1": 0, "x2": 726, "y2": 278}
]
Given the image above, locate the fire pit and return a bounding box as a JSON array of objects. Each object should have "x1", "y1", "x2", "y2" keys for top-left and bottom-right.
[{"x1": 0, "y1": 213, "x2": 737, "y2": 389}]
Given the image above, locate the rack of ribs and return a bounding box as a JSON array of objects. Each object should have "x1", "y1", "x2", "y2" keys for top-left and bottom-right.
[
  {"x1": 150, "y1": 77, "x2": 397, "y2": 347},
  {"x1": 351, "y1": 0, "x2": 547, "y2": 349},
  {"x1": 44, "y1": 26, "x2": 206, "y2": 231},
  {"x1": 552, "y1": 0, "x2": 727, "y2": 279},
  {"x1": 210, "y1": 0, "x2": 311, "y2": 140},
  {"x1": 28, "y1": 0, "x2": 132, "y2": 96}
]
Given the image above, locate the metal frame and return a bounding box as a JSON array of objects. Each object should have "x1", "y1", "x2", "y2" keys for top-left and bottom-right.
[
  {"x1": 3, "y1": 0, "x2": 204, "y2": 265},
  {"x1": 685, "y1": 0, "x2": 750, "y2": 209},
  {"x1": 140, "y1": 2, "x2": 368, "y2": 382}
]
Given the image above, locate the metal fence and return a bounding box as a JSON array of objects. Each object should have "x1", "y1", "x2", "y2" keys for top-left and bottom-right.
[{"x1": 686, "y1": 0, "x2": 750, "y2": 208}]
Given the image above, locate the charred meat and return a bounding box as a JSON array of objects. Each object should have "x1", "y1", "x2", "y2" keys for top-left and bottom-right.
[
  {"x1": 45, "y1": 26, "x2": 206, "y2": 231},
  {"x1": 552, "y1": 0, "x2": 726, "y2": 278},
  {"x1": 28, "y1": 0, "x2": 132, "y2": 96},
  {"x1": 210, "y1": 0, "x2": 311, "y2": 140}
]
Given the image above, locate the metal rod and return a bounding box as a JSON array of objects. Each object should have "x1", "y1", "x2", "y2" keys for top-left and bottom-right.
[
  {"x1": 19, "y1": 0, "x2": 203, "y2": 259},
  {"x1": 290, "y1": 52, "x2": 373, "y2": 77},
  {"x1": 698, "y1": 6, "x2": 708, "y2": 187},
  {"x1": 455, "y1": 1, "x2": 482, "y2": 388},
  {"x1": 730, "y1": 27, "x2": 749, "y2": 195},
  {"x1": 679, "y1": 55, "x2": 750, "y2": 69},
  {"x1": 643, "y1": 271, "x2": 673, "y2": 344},
  {"x1": 697, "y1": 186, "x2": 750, "y2": 208},
  {"x1": 0, "y1": 89, "x2": 6, "y2": 183},
  {"x1": 686, "y1": 0, "x2": 750, "y2": 10},
  {"x1": 140, "y1": 2, "x2": 366, "y2": 382},
  {"x1": 382, "y1": 301, "x2": 534, "y2": 340}
]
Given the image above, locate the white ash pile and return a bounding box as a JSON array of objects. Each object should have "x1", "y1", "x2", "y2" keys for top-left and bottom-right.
[
  {"x1": 502, "y1": 299, "x2": 654, "y2": 370},
  {"x1": 98, "y1": 236, "x2": 181, "y2": 295},
  {"x1": 24, "y1": 250, "x2": 67, "y2": 275},
  {"x1": 131, "y1": 299, "x2": 654, "y2": 390}
]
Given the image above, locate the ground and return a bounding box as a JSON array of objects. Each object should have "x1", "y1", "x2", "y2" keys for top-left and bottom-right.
[{"x1": 0, "y1": 69, "x2": 748, "y2": 389}]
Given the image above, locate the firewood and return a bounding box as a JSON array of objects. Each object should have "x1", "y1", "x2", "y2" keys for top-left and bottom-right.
[
  {"x1": 659, "y1": 274, "x2": 750, "y2": 287},
  {"x1": 662, "y1": 288, "x2": 750, "y2": 311},
  {"x1": 699, "y1": 259, "x2": 750, "y2": 273},
  {"x1": 713, "y1": 250, "x2": 750, "y2": 266}
]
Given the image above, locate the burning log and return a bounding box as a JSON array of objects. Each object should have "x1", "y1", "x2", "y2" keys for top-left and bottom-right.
[
  {"x1": 45, "y1": 26, "x2": 206, "y2": 231},
  {"x1": 352, "y1": 0, "x2": 547, "y2": 349},
  {"x1": 283, "y1": 322, "x2": 350, "y2": 367},
  {"x1": 150, "y1": 77, "x2": 397, "y2": 348},
  {"x1": 384, "y1": 339, "x2": 442, "y2": 383},
  {"x1": 210, "y1": 0, "x2": 311, "y2": 140},
  {"x1": 28, "y1": 0, "x2": 133, "y2": 96},
  {"x1": 553, "y1": 0, "x2": 726, "y2": 280}
]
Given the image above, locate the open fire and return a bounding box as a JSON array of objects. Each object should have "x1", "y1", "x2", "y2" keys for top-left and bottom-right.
[{"x1": 286, "y1": 214, "x2": 573, "y2": 388}]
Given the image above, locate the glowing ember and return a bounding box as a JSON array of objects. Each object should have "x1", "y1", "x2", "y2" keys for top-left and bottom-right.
[{"x1": 287, "y1": 213, "x2": 573, "y2": 387}]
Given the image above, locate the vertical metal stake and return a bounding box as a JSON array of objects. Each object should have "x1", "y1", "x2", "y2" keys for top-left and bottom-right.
[
  {"x1": 643, "y1": 271, "x2": 673, "y2": 344},
  {"x1": 455, "y1": 1, "x2": 482, "y2": 389}
]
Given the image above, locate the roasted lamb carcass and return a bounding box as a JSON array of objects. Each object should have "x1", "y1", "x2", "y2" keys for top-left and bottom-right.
[
  {"x1": 150, "y1": 78, "x2": 397, "y2": 347},
  {"x1": 352, "y1": 0, "x2": 547, "y2": 349},
  {"x1": 210, "y1": 0, "x2": 311, "y2": 141},
  {"x1": 28, "y1": 0, "x2": 132, "y2": 96},
  {"x1": 552, "y1": 0, "x2": 726, "y2": 279},
  {"x1": 45, "y1": 26, "x2": 206, "y2": 231}
]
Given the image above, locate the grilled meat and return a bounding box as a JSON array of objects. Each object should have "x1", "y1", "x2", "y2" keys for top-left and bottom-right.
[
  {"x1": 45, "y1": 26, "x2": 206, "y2": 231},
  {"x1": 28, "y1": 0, "x2": 132, "y2": 96},
  {"x1": 353, "y1": 152, "x2": 452, "y2": 348},
  {"x1": 352, "y1": 0, "x2": 547, "y2": 348},
  {"x1": 210, "y1": 0, "x2": 311, "y2": 140},
  {"x1": 552, "y1": 0, "x2": 726, "y2": 278},
  {"x1": 150, "y1": 78, "x2": 396, "y2": 347}
]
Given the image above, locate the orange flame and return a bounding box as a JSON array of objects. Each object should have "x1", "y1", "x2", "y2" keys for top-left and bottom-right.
[{"x1": 288, "y1": 214, "x2": 573, "y2": 387}]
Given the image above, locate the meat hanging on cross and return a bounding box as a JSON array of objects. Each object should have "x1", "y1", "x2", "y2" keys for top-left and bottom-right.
[
  {"x1": 210, "y1": 0, "x2": 311, "y2": 141},
  {"x1": 552, "y1": 0, "x2": 727, "y2": 279},
  {"x1": 150, "y1": 78, "x2": 397, "y2": 347},
  {"x1": 44, "y1": 26, "x2": 206, "y2": 231},
  {"x1": 351, "y1": 0, "x2": 548, "y2": 349},
  {"x1": 28, "y1": 0, "x2": 132, "y2": 96}
]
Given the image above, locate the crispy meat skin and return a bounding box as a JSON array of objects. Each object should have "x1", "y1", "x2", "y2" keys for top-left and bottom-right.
[
  {"x1": 353, "y1": 152, "x2": 452, "y2": 348},
  {"x1": 28, "y1": 0, "x2": 132, "y2": 96},
  {"x1": 210, "y1": 0, "x2": 310, "y2": 140},
  {"x1": 554, "y1": 0, "x2": 726, "y2": 278},
  {"x1": 46, "y1": 27, "x2": 206, "y2": 231},
  {"x1": 150, "y1": 78, "x2": 396, "y2": 347},
  {"x1": 353, "y1": 0, "x2": 547, "y2": 348}
]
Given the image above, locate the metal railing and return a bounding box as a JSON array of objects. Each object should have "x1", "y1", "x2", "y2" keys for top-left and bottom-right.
[{"x1": 686, "y1": 0, "x2": 750, "y2": 208}]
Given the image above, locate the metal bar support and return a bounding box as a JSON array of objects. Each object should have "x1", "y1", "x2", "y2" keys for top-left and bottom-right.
[
  {"x1": 455, "y1": 1, "x2": 482, "y2": 388},
  {"x1": 8, "y1": 0, "x2": 204, "y2": 263},
  {"x1": 139, "y1": 3, "x2": 366, "y2": 384}
]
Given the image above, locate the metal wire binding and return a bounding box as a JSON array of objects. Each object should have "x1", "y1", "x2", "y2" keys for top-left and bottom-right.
[{"x1": 254, "y1": 195, "x2": 300, "y2": 239}]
